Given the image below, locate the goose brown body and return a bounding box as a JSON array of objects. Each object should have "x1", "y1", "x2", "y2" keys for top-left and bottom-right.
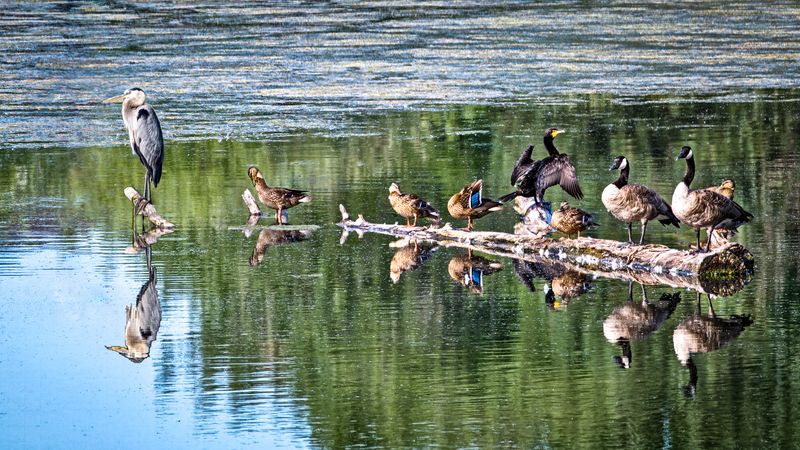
[
  {"x1": 672, "y1": 147, "x2": 752, "y2": 252},
  {"x1": 388, "y1": 183, "x2": 440, "y2": 226},
  {"x1": 550, "y1": 201, "x2": 597, "y2": 238},
  {"x1": 602, "y1": 156, "x2": 680, "y2": 244},
  {"x1": 499, "y1": 129, "x2": 583, "y2": 205},
  {"x1": 447, "y1": 179, "x2": 503, "y2": 231},
  {"x1": 248, "y1": 166, "x2": 311, "y2": 224}
]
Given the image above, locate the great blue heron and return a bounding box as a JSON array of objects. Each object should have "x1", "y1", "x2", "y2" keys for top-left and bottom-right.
[{"x1": 104, "y1": 88, "x2": 164, "y2": 204}]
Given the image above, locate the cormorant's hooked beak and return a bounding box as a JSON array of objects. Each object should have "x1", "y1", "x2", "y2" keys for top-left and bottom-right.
[
  {"x1": 552, "y1": 129, "x2": 564, "y2": 138},
  {"x1": 103, "y1": 94, "x2": 127, "y2": 103}
]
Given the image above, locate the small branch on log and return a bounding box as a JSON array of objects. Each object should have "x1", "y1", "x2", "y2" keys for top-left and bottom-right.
[
  {"x1": 124, "y1": 187, "x2": 175, "y2": 229},
  {"x1": 242, "y1": 188, "x2": 288, "y2": 224},
  {"x1": 337, "y1": 205, "x2": 754, "y2": 296}
]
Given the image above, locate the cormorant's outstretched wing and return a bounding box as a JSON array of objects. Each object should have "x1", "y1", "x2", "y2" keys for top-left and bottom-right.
[{"x1": 536, "y1": 156, "x2": 583, "y2": 200}]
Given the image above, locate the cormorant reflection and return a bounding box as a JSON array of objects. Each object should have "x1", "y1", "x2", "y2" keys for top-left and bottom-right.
[
  {"x1": 603, "y1": 283, "x2": 681, "y2": 368},
  {"x1": 107, "y1": 246, "x2": 161, "y2": 363},
  {"x1": 447, "y1": 250, "x2": 502, "y2": 294},
  {"x1": 389, "y1": 238, "x2": 438, "y2": 283},
  {"x1": 673, "y1": 292, "x2": 753, "y2": 396}
]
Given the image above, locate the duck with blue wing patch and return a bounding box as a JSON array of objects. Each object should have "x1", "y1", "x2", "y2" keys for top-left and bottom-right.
[{"x1": 447, "y1": 179, "x2": 503, "y2": 231}]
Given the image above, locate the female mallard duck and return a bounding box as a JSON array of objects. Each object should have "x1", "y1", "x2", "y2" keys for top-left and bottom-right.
[
  {"x1": 672, "y1": 147, "x2": 752, "y2": 252},
  {"x1": 248, "y1": 166, "x2": 311, "y2": 224},
  {"x1": 550, "y1": 201, "x2": 597, "y2": 238},
  {"x1": 447, "y1": 179, "x2": 503, "y2": 231},
  {"x1": 707, "y1": 179, "x2": 735, "y2": 199},
  {"x1": 499, "y1": 129, "x2": 583, "y2": 205},
  {"x1": 389, "y1": 239, "x2": 437, "y2": 283},
  {"x1": 602, "y1": 155, "x2": 680, "y2": 244},
  {"x1": 388, "y1": 182, "x2": 440, "y2": 227},
  {"x1": 447, "y1": 252, "x2": 503, "y2": 294}
]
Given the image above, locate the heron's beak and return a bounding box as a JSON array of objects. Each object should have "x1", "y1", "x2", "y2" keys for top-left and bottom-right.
[{"x1": 103, "y1": 94, "x2": 126, "y2": 103}]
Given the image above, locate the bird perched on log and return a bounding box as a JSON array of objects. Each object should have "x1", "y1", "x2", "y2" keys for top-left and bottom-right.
[
  {"x1": 248, "y1": 166, "x2": 311, "y2": 224},
  {"x1": 603, "y1": 155, "x2": 680, "y2": 244},
  {"x1": 447, "y1": 179, "x2": 503, "y2": 231},
  {"x1": 104, "y1": 88, "x2": 164, "y2": 205},
  {"x1": 672, "y1": 146, "x2": 752, "y2": 252},
  {"x1": 704, "y1": 179, "x2": 737, "y2": 244},
  {"x1": 388, "y1": 183, "x2": 440, "y2": 227},
  {"x1": 550, "y1": 201, "x2": 597, "y2": 238},
  {"x1": 499, "y1": 128, "x2": 583, "y2": 205}
]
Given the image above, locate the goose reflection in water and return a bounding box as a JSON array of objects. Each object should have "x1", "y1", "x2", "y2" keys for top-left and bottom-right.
[
  {"x1": 543, "y1": 270, "x2": 592, "y2": 310},
  {"x1": 389, "y1": 238, "x2": 438, "y2": 283},
  {"x1": 249, "y1": 228, "x2": 312, "y2": 266},
  {"x1": 603, "y1": 283, "x2": 681, "y2": 368},
  {"x1": 447, "y1": 251, "x2": 502, "y2": 294},
  {"x1": 673, "y1": 292, "x2": 753, "y2": 396},
  {"x1": 107, "y1": 247, "x2": 161, "y2": 363}
]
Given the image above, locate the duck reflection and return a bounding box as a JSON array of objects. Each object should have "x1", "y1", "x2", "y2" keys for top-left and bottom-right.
[
  {"x1": 447, "y1": 251, "x2": 502, "y2": 294},
  {"x1": 673, "y1": 292, "x2": 753, "y2": 396},
  {"x1": 603, "y1": 283, "x2": 681, "y2": 368},
  {"x1": 389, "y1": 238, "x2": 438, "y2": 283},
  {"x1": 543, "y1": 270, "x2": 591, "y2": 309},
  {"x1": 107, "y1": 247, "x2": 161, "y2": 363},
  {"x1": 512, "y1": 259, "x2": 565, "y2": 293},
  {"x1": 249, "y1": 228, "x2": 313, "y2": 266}
]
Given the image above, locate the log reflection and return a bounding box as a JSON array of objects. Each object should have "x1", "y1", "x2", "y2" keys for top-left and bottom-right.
[
  {"x1": 389, "y1": 238, "x2": 438, "y2": 283},
  {"x1": 447, "y1": 251, "x2": 502, "y2": 294},
  {"x1": 106, "y1": 247, "x2": 161, "y2": 363},
  {"x1": 603, "y1": 283, "x2": 681, "y2": 368},
  {"x1": 673, "y1": 292, "x2": 753, "y2": 396},
  {"x1": 249, "y1": 228, "x2": 313, "y2": 266}
]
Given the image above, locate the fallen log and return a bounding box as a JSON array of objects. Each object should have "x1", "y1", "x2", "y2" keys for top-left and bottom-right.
[
  {"x1": 337, "y1": 205, "x2": 754, "y2": 296},
  {"x1": 124, "y1": 187, "x2": 175, "y2": 229}
]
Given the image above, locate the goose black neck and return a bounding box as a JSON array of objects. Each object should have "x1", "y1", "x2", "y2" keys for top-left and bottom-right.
[
  {"x1": 543, "y1": 135, "x2": 559, "y2": 156},
  {"x1": 613, "y1": 165, "x2": 629, "y2": 188},
  {"x1": 682, "y1": 156, "x2": 695, "y2": 187}
]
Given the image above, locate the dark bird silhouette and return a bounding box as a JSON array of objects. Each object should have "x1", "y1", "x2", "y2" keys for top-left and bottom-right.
[
  {"x1": 104, "y1": 88, "x2": 164, "y2": 204},
  {"x1": 499, "y1": 128, "x2": 583, "y2": 205}
]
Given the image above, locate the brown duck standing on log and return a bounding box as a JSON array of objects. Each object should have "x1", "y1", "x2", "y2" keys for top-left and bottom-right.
[
  {"x1": 388, "y1": 183, "x2": 440, "y2": 227},
  {"x1": 447, "y1": 179, "x2": 503, "y2": 231},
  {"x1": 550, "y1": 201, "x2": 597, "y2": 238},
  {"x1": 248, "y1": 166, "x2": 311, "y2": 224},
  {"x1": 498, "y1": 128, "x2": 583, "y2": 206}
]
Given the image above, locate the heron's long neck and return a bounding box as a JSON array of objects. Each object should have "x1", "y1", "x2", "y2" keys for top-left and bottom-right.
[
  {"x1": 682, "y1": 156, "x2": 695, "y2": 187},
  {"x1": 613, "y1": 165, "x2": 629, "y2": 188},
  {"x1": 543, "y1": 136, "x2": 559, "y2": 156}
]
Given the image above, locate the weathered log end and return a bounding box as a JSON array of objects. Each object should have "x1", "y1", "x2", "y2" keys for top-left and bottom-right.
[
  {"x1": 243, "y1": 189, "x2": 261, "y2": 215},
  {"x1": 124, "y1": 187, "x2": 175, "y2": 229}
]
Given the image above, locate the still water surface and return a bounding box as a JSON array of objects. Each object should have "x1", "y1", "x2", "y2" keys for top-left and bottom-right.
[{"x1": 2, "y1": 2, "x2": 800, "y2": 449}]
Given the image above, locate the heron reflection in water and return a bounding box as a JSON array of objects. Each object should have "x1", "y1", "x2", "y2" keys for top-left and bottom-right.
[
  {"x1": 447, "y1": 251, "x2": 502, "y2": 294},
  {"x1": 602, "y1": 283, "x2": 681, "y2": 368},
  {"x1": 104, "y1": 88, "x2": 164, "y2": 205},
  {"x1": 673, "y1": 292, "x2": 752, "y2": 397},
  {"x1": 389, "y1": 238, "x2": 438, "y2": 283},
  {"x1": 106, "y1": 246, "x2": 161, "y2": 363}
]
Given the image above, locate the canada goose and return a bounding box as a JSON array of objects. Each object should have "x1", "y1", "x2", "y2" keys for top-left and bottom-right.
[
  {"x1": 672, "y1": 146, "x2": 753, "y2": 252},
  {"x1": 602, "y1": 155, "x2": 680, "y2": 244},
  {"x1": 447, "y1": 252, "x2": 503, "y2": 294},
  {"x1": 447, "y1": 179, "x2": 503, "y2": 231},
  {"x1": 389, "y1": 239, "x2": 438, "y2": 283},
  {"x1": 248, "y1": 166, "x2": 311, "y2": 224},
  {"x1": 388, "y1": 182, "x2": 440, "y2": 227},
  {"x1": 498, "y1": 129, "x2": 583, "y2": 205},
  {"x1": 551, "y1": 201, "x2": 597, "y2": 238}
]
